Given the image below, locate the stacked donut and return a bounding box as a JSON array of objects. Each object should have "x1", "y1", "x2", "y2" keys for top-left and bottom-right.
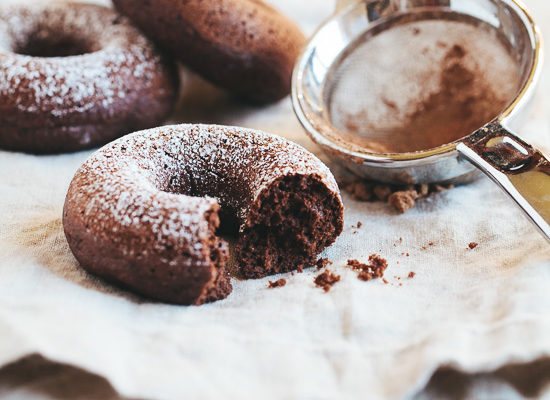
[
  {"x1": 1, "y1": 1, "x2": 344, "y2": 305},
  {"x1": 0, "y1": 1, "x2": 306, "y2": 153}
]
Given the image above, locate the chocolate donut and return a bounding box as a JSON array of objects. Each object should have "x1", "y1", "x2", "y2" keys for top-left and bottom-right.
[
  {"x1": 112, "y1": 0, "x2": 306, "y2": 103},
  {"x1": 0, "y1": 2, "x2": 178, "y2": 154},
  {"x1": 63, "y1": 124, "x2": 344, "y2": 305}
]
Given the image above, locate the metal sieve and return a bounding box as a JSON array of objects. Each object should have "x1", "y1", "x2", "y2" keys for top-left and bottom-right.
[{"x1": 292, "y1": 0, "x2": 550, "y2": 241}]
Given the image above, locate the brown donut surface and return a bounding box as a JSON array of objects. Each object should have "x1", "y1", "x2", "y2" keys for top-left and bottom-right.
[
  {"x1": 0, "y1": 2, "x2": 178, "y2": 154},
  {"x1": 112, "y1": 0, "x2": 306, "y2": 103},
  {"x1": 63, "y1": 124, "x2": 344, "y2": 305}
]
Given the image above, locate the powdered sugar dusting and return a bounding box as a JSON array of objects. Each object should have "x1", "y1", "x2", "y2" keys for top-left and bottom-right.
[
  {"x1": 65, "y1": 124, "x2": 341, "y2": 257},
  {"x1": 0, "y1": 2, "x2": 169, "y2": 125}
]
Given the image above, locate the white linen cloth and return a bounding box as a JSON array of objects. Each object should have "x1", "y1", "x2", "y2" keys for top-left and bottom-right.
[{"x1": 0, "y1": 0, "x2": 549, "y2": 399}]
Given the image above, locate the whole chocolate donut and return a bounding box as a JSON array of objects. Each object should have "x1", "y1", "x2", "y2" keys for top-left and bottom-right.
[
  {"x1": 112, "y1": 0, "x2": 306, "y2": 103},
  {"x1": 0, "y1": 2, "x2": 178, "y2": 154},
  {"x1": 63, "y1": 124, "x2": 344, "y2": 305}
]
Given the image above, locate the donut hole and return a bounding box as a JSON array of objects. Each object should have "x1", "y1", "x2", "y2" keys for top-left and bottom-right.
[
  {"x1": 14, "y1": 31, "x2": 94, "y2": 58},
  {"x1": 235, "y1": 174, "x2": 343, "y2": 278}
]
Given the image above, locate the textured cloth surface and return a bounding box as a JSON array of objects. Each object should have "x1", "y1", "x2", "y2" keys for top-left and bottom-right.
[{"x1": 0, "y1": 0, "x2": 549, "y2": 399}]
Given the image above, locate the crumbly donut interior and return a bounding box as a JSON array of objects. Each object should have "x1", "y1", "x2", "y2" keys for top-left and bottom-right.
[
  {"x1": 161, "y1": 169, "x2": 341, "y2": 281},
  {"x1": 235, "y1": 175, "x2": 343, "y2": 279},
  {"x1": 194, "y1": 208, "x2": 232, "y2": 305}
]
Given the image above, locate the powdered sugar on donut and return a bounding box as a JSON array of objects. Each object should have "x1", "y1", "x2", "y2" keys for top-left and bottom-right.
[
  {"x1": 66, "y1": 124, "x2": 341, "y2": 251},
  {"x1": 0, "y1": 2, "x2": 169, "y2": 124}
]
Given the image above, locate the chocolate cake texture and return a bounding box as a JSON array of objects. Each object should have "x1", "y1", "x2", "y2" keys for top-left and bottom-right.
[{"x1": 113, "y1": 0, "x2": 306, "y2": 103}]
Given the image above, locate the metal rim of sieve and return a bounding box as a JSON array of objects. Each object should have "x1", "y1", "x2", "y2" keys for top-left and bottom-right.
[{"x1": 291, "y1": 0, "x2": 543, "y2": 165}]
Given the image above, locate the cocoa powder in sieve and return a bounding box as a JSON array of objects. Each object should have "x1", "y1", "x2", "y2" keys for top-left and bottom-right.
[
  {"x1": 343, "y1": 44, "x2": 512, "y2": 153},
  {"x1": 331, "y1": 20, "x2": 521, "y2": 154}
]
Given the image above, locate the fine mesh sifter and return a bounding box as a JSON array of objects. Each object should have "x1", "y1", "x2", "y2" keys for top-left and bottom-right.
[{"x1": 292, "y1": 0, "x2": 550, "y2": 241}]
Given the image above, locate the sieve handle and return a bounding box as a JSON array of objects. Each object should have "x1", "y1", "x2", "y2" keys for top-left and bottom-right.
[{"x1": 457, "y1": 122, "x2": 550, "y2": 242}]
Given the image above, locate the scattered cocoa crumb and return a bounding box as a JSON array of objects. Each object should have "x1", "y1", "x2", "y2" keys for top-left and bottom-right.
[
  {"x1": 347, "y1": 259, "x2": 366, "y2": 270},
  {"x1": 296, "y1": 264, "x2": 304, "y2": 273},
  {"x1": 347, "y1": 254, "x2": 388, "y2": 282},
  {"x1": 268, "y1": 279, "x2": 286, "y2": 289},
  {"x1": 373, "y1": 185, "x2": 392, "y2": 201},
  {"x1": 342, "y1": 180, "x2": 373, "y2": 201},
  {"x1": 316, "y1": 258, "x2": 332, "y2": 270},
  {"x1": 406, "y1": 253, "x2": 410, "y2": 257},
  {"x1": 357, "y1": 221, "x2": 362, "y2": 228},
  {"x1": 340, "y1": 177, "x2": 454, "y2": 214},
  {"x1": 429, "y1": 242, "x2": 434, "y2": 246},
  {"x1": 382, "y1": 279, "x2": 389, "y2": 284},
  {"x1": 388, "y1": 190, "x2": 418, "y2": 214},
  {"x1": 468, "y1": 242, "x2": 479, "y2": 249},
  {"x1": 408, "y1": 271, "x2": 416, "y2": 278},
  {"x1": 314, "y1": 270, "x2": 341, "y2": 292},
  {"x1": 399, "y1": 283, "x2": 403, "y2": 287}
]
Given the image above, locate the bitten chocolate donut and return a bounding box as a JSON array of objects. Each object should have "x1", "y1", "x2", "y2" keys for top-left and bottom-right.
[
  {"x1": 63, "y1": 124, "x2": 344, "y2": 305},
  {"x1": 112, "y1": 0, "x2": 306, "y2": 103},
  {"x1": 0, "y1": 2, "x2": 178, "y2": 154}
]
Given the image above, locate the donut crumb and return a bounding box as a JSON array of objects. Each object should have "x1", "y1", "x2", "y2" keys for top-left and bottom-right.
[
  {"x1": 468, "y1": 242, "x2": 479, "y2": 249},
  {"x1": 314, "y1": 270, "x2": 341, "y2": 292},
  {"x1": 316, "y1": 258, "x2": 332, "y2": 269},
  {"x1": 388, "y1": 190, "x2": 418, "y2": 213},
  {"x1": 347, "y1": 254, "x2": 388, "y2": 281},
  {"x1": 268, "y1": 278, "x2": 286, "y2": 288}
]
